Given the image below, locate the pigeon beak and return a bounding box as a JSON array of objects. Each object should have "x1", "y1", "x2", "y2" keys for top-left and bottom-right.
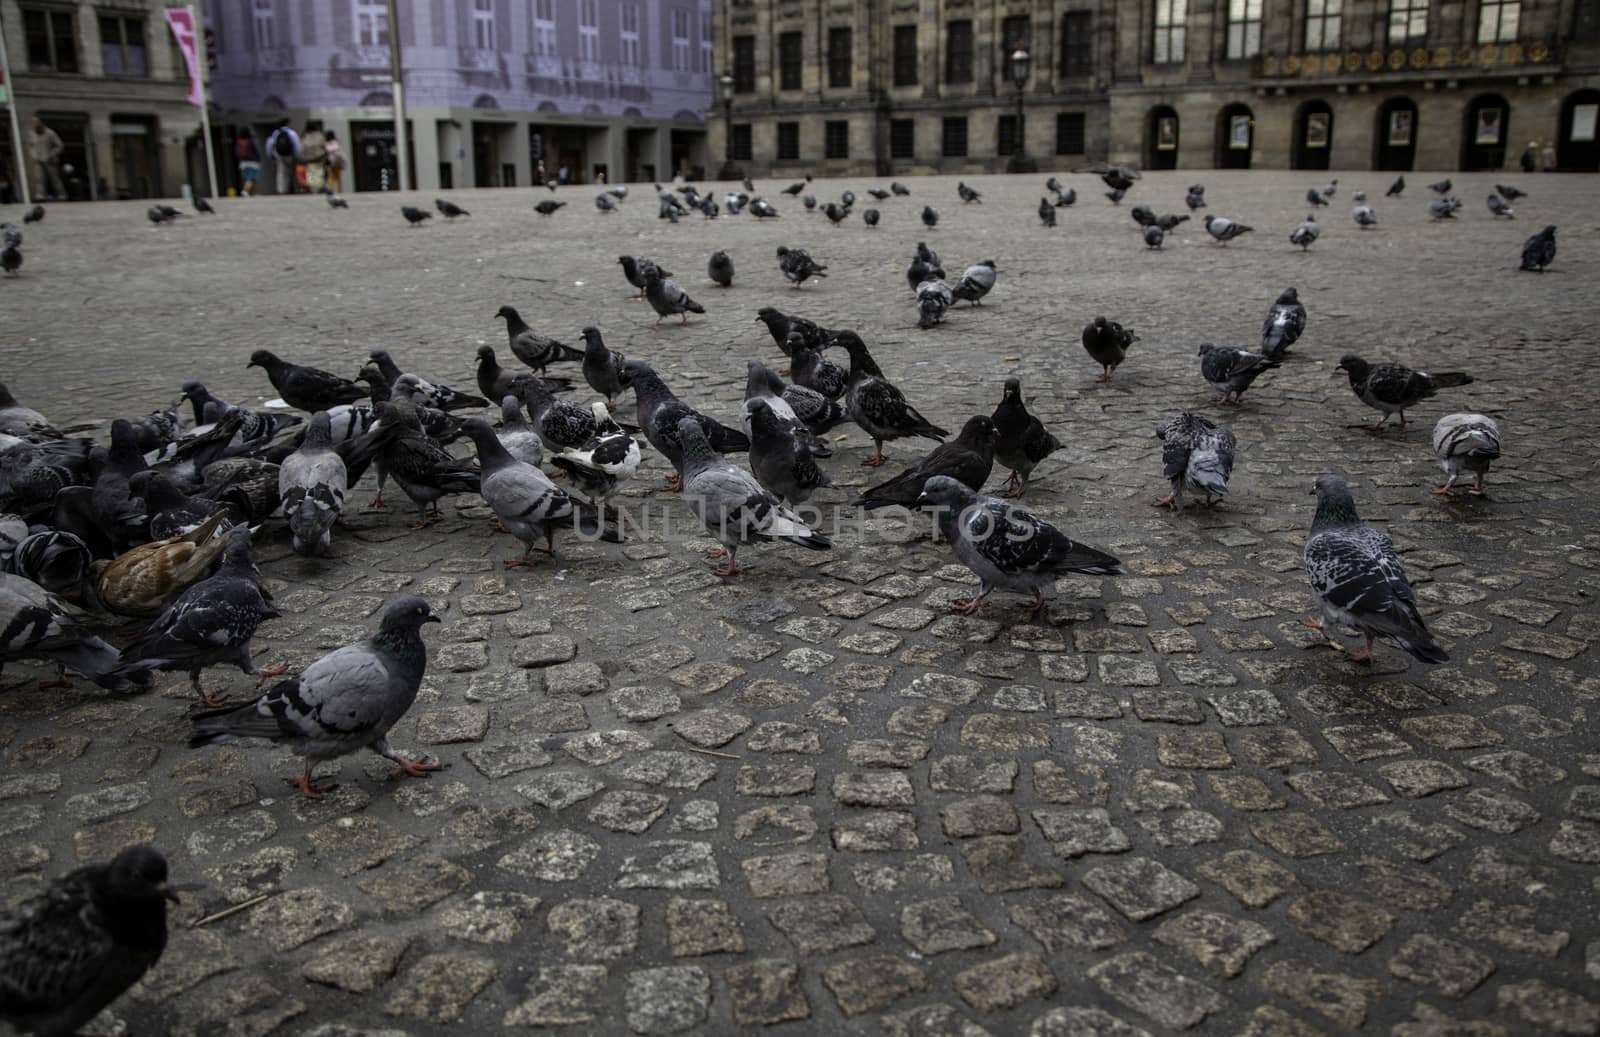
[
  {"x1": 158, "y1": 883, "x2": 180, "y2": 904},
  {"x1": 424, "y1": 614, "x2": 441, "y2": 624}
]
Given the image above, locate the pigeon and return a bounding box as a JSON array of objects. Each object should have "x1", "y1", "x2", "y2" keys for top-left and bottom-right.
[
  {"x1": 1431, "y1": 413, "x2": 1501, "y2": 497},
  {"x1": 782, "y1": 179, "x2": 808, "y2": 195},
  {"x1": 459, "y1": 420, "x2": 617, "y2": 565},
  {"x1": 1142, "y1": 225, "x2": 1163, "y2": 249},
  {"x1": 780, "y1": 379, "x2": 845, "y2": 438},
  {"x1": 708, "y1": 250, "x2": 735, "y2": 287},
  {"x1": 4, "y1": 529, "x2": 91, "y2": 598},
  {"x1": 856, "y1": 415, "x2": 997, "y2": 510},
  {"x1": 618, "y1": 255, "x2": 669, "y2": 298},
  {"x1": 0, "y1": 845, "x2": 178, "y2": 1037},
  {"x1": 906, "y1": 253, "x2": 945, "y2": 292},
  {"x1": 822, "y1": 202, "x2": 848, "y2": 225},
  {"x1": 1199, "y1": 344, "x2": 1280, "y2": 405},
  {"x1": 1131, "y1": 205, "x2": 1157, "y2": 227},
  {"x1": 493, "y1": 396, "x2": 544, "y2": 468},
  {"x1": 800, "y1": 193, "x2": 818, "y2": 211},
  {"x1": 916, "y1": 241, "x2": 941, "y2": 268},
  {"x1": 677, "y1": 417, "x2": 830, "y2": 577},
  {"x1": 776, "y1": 246, "x2": 827, "y2": 286},
  {"x1": 475, "y1": 345, "x2": 561, "y2": 407},
  {"x1": 1153, "y1": 412, "x2": 1235, "y2": 511},
  {"x1": 520, "y1": 378, "x2": 598, "y2": 455},
  {"x1": 915, "y1": 278, "x2": 953, "y2": 329},
  {"x1": 401, "y1": 205, "x2": 432, "y2": 226},
  {"x1": 534, "y1": 200, "x2": 566, "y2": 216},
  {"x1": 868, "y1": 188, "x2": 890, "y2": 201},
  {"x1": 128, "y1": 470, "x2": 232, "y2": 540},
  {"x1": 608, "y1": 186, "x2": 629, "y2": 200},
  {"x1": 1091, "y1": 165, "x2": 1138, "y2": 192},
  {"x1": 1290, "y1": 214, "x2": 1321, "y2": 250},
  {"x1": 436, "y1": 199, "x2": 469, "y2": 218},
  {"x1": 2, "y1": 244, "x2": 21, "y2": 276},
  {"x1": 147, "y1": 205, "x2": 183, "y2": 224},
  {"x1": 1352, "y1": 204, "x2": 1378, "y2": 228},
  {"x1": 1334, "y1": 354, "x2": 1474, "y2": 430},
  {"x1": 1386, "y1": 176, "x2": 1405, "y2": 197},
  {"x1": 0, "y1": 573, "x2": 150, "y2": 693},
  {"x1": 1305, "y1": 188, "x2": 1328, "y2": 207},
  {"x1": 750, "y1": 198, "x2": 780, "y2": 218},
  {"x1": 1081, "y1": 316, "x2": 1138, "y2": 382},
  {"x1": 372, "y1": 403, "x2": 480, "y2": 525},
  {"x1": 863, "y1": 208, "x2": 880, "y2": 227},
  {"x1": 952, "y1": 260, "x2": 997, "y2": 305},
  {"x1": 1039, "y1": 198, "x2": 1057, "y2": 227},
  {"x1": 841, "y1": 190, "x2": 856, "y2": 208},
  {"x1": 1427, "y1": 178, "x2": 1452, "y2": 194},
  {"x1": 1352, "y1": 191, "x2": 1367, "y2": 202},
  {"x1": 624, "y1": 360, "x2": 749, "y2": 491},
  {"x1": 595, "y1": 193, "x2": 616, "y2": 212},
  {"x1": 918, "y1": 475, "x2": 1124, "y2": 616},
  {"x1": 921, "y1": 206, "x2": 938, "y2": 227},
  {"x1": 755, "y1": 308, "x2": 832, "y2": 356},
  {"x1": 643, "y1": 268, "x2": 706, "y2": 327},
  {"x1": 746, "y1": 399, "x2": 831, "y2": 506},
  {"x1": 1054, "y1": 187, "x2": 1077, "y2": 206},
  {"x1": 830, "y1": 330, "x2": 948, "y2": 466},
  {"x1": 1260, "y1": 287, "x2": 1307, "y2": 360},
  {"x1": 740, "y1": 360, "x2": 829, "y2": 459},
  {"x1": 723, "y1": 192, "x2": 745, "y2": 215},
  {"x1": 22, "y1": 204, "x2": 45, "y2": 224},
  {"x1": 891, "y1": 181, "x2": 910, "y2": 196},
  {"x1": 247, "y1": 350, "x2": 369, "y2": 413},
  {"x1": 789, "y1": 342, "x2": 847, "y2": 402},
  {"x1": 1302, "y1": 474, "x2": 1447, "y2": 664},
  {"x1": 279, "y1": 411, "x2": 347, "y2": 556},
  {"x1": 1495, "y1": 183, "x2": 1526, "y2": 201},
  {"x1": 549, "y1": 402, "x2": 641, "y2": 506},
  {"x1": 1428, "y1": 197, "x2": 1461, "y2": 220},
  {"x1": 193, "y1": 196, "x2": 214, "y2": 214},
  {"x1": 580, "y1": 326, "x2": 629, "y2": 408},
  {"x1": 495, "y1": 305, "x2": 584, "y2": 372},
  {"x1": 1045, "y1": 176, "x2": 1064, "y2": 194},
  {"x1": 94, "y1": 511, "x2": 232, "y2": 618},
  {"x1": 699, "y1": 197, "x2": 719, "y2": 219},
  {"x1": 111, "y1": 528, "x2": 282, "y2": 704},
  {"x1": 326, "y1": 194, "x2": 350, "y2": 209},
  {"x1": 190, "y1": 596, "x2": 443, "y2": 797},
  {"x1": 1184, "y1": 185, "x2": 1206, "y2": 210},
  {"x1": 368, "y1": 350, "x2": 489, "y2": 411},
  {"x1": 1520, "y1": 225, "x2": 1556, "y2": 272},
  {"x1": 957, "y1": 181, "x2": 982, "y2": 204},
  {"x1": 1486, "y1": 193, "x2": 1515, "y2": 218},
  {"x1": 1203, "y1": 214, "x2": 1252, "y2": 244},
  {"x1": 990, "y1": 377, "x2": 1060, "y2": 498},
  {"x1": 1155, "y1": 213, "x2": 1189, "y2": 231},
  {"x1": 1321, "y1": 178, "x2": 1338, "y2": 199}
]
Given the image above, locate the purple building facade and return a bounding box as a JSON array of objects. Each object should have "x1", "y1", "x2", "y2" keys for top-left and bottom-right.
[{"x1": 205, "y1": 0, "x2": 714, "y2": 191}]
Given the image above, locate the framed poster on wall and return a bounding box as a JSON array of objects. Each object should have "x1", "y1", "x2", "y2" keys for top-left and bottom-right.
[
  {"x1": 1572, "y1": 103, "x2": 1598, "y2": 143},
  {"x1": 1388, "y1": 109, "x2": 1412, "y2": 147},
  {"x1": 1474, "y1": 107, "x2": 1503, "y2": 145},
  {"x1": 1305, "y1": 112, "x2": 1329, "y2": 148},
  {"x1": 1229, "y1": 115, "x2": 1251, "y2": 150},
  {"x1": 1157, "y1": 116, "x2": 1177, "y2": 150}
]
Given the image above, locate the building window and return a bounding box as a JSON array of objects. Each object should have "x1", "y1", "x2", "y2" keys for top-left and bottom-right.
[
  {"x1": 1153, "y1": 0, "x2": 1187, "y2": 64},
  {"x1": 99, "y1": 15, "x2": 146, "y2": 77},
  {"x1": 700, "y1": 9, "x2": 711, "y2": 74},
  {"x1": 533, "y1": 0, "x2": 556, "y2": 57},
  {"x1": 1477, "y1": 0, "x2": 1519, "y2": 42},
  {"x1": 730, "y1": 124, "x2": 752, "y2": 161},
  {"x1": 472, "y1": 0, "x2": 496, "y2": 49},
  {"x1": 580, "y1": 0, "x2": 600, "y2": 63},
  {"x1": 733, "y1": 35, "x2": 756, "y2": 92},
  {"x1": 1056, "y1": 111, "x2": 1086, "y2": 154},
  {"x1": 1059, "y1": 11, "x2": 1092, "y2": 77},
  {"x1": 893, "y1": 25, "x2": 917, "y2": 86},
  {"x1": 828, "y1": 27, "x2": 851, "y2": 88},
  {"x1": 1001, "y1": 16, "x2": 1029, "y2": 80},
  {"x1": 997, "y1": 114, "x2": 1021, "y2": 155},
  {"x1": 252, "y1": 0, "x2": 275, "y2": 49},
  {"x1": 825, "y1": 120, "x2": 849, "y2": 158},
  {"x1": 22, "y1": 7, "x2": 79, "y2": 72},
  {"x1": 890, "y1": 118, "x2": 914, "y2": 158},
  {"x1": 352, "y1": 0, "x2": 386, "y2": 45},
  {"x1": 942, "y1": 116, "x2": 968, "y2": 157},
  {"x1": 779, "y1": 32, "x2": 802, "y2": 90},
  {"x1": 1226, "y1": 0, "x2": 1262, "y2": 59},
  {"x1": 620, "y1": 3, "x2": 640, "y2": 66},
  {"x1": 777, "y1": 122, "x2": 799, "y2": 160},
  {"x1": 945, "y1": 20, "x2": 973, "y2": 83},
  {"x1": 1304, "y1": 0, "x2": 1342, "y2": 50},
  {"x1": 1387, "y1": 0, "x2": 1428, "y2": 45},
  {"x1": 670, "y1": 7, "x2": 689, "y2": 71}
]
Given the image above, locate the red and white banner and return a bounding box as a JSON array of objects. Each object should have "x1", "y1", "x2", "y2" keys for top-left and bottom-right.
[{"x1": 164, "y1": 8, "x2": 203, "y2": 107}]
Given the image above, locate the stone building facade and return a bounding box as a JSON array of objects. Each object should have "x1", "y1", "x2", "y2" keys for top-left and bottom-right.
[{"x1": 712, "y1": 0, "x2": 1600, "y2": 175}]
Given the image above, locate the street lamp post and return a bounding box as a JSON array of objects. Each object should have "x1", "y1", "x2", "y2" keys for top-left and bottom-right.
[
  {"x1": 718, "y1": 73, "x2": 737, "y2": 180},
  {"x1": 1007, "y1": 47, "x2": 1035, "y2": 174}
]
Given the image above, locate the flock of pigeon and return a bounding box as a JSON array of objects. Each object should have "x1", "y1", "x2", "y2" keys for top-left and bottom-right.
[{"x1": 0, "y1": 163, "x2": 1545, "y2": 1033}]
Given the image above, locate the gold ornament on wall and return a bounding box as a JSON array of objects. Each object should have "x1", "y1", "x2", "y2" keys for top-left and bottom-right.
[
  {"x1": 1503, "y1": 43, "x2": 1522, "y2": 63},
  {"x1": 1529, "y1": 41, "x2": 1548, "y2": 62},
  {"x1": 1344, "y1": 52, "x2": 1361, "y2": 72},
  {"x1": 1284, "y1": 55, "x2": 1301, "y2": 73},
  {"x1": 1409, "y1": 48, "x2": 1428, "y2": 69},
  {"x1": 1262, "y1": 55, "x2": 1279, "y2": 75},
  {"x1": 1480, "y1": 45, "x2": 1499, "y2": 66},
  {"x1": 1323, "y1": 54, "x2": 1342, "y2": 73},
  {"x1": 1388, "y1": 50, "x2": 1406, "y2": 70},
  {"x1": 1432, "y1": 47, "x2": 1450, "y2": 67},
  {"x1": 1456, "y1": 46, "x2": 1475, "y2": 64}
]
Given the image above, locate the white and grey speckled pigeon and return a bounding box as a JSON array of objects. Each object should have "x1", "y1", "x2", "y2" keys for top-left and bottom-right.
[
  {"x1": 0, "y1": 573, "x2": 151, "y2": 694},
  {"x1": 189, "y1": 595, "x2": 443, "y2": 797},
  {"x1": 549, "y1": 402, "x2": 642, "y2": 507},
  {"x1": 1289, "y1": 214, "x2": 1320, "y2": 251},
  {"x1": 369, "y1": 350, "x2": 489, "y2": 411},
  {"x1": 1431, "y1": 413, "x2": 1501, "y2": 497},
  {"x1": 830, "y1": 331, "x2": 948, "y2": 466},
  {"x1": 1302, "y1": 474, "x2": 1447, "y2": 665},
  {"x1": 461, "y1": 419, "x2": 619, "y2": 564},
  {"x1": 952, "y1": 260, "x2": 997, "y2": 306},
  {"x1": 916, "y1": 278, "x2": 954, "y2": 329},
  {"x1": 1486, "y1": 193, "x2": 1515, "y2": 218},
  {"x1": 1199, "y1": 344, "x2": 1280, "y2": 404},
  {"x1": 1352, "y1": 204, "x2": 1378, "y2": 228},
  {"x1": 278, "y1": 410, "x2": 347, "y2": 557},
  {"x1": 1260, "y1": 287, "x2": 1307, "y2": 360},
  {"x1": 678, "y1": 417, "x2": 830, "y2": 577},
  {"x1": 0, "y1": 845, "x2": 178, "y2": 1037},
  {"x1": 1154, "y1": 412, "x2": 1236, "y2": 511},
  {"x1": 919, "y1": 475, "x2": 1123, "y2": 616}
]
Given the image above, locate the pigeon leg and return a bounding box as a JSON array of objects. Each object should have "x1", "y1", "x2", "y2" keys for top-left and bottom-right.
[
  {"x1": 948, "y1": 592, "x2": 988, "y2": 616},
  {"x1": 651, "y1": 317, "x2": 663, "y2": 329},
  {"x1": 713, "y1": 547, "x2": 740, "y2": 577},
  {"x1": 253, "y1": 662, "x2": 289, "y2": 689},
  {"x1": 189, "y1": 670, "x2": 230, "y2": 707},
  {"x1": 1396, "y1": 412, "x2": 1408, "y2": 429},
  {"x1": 661, "y1": 473, "x2": 683, "y2": 492},
  {"x1": 388, "y1": 755, "x2": 443, "y2": 780},
  {"x1": 1429, "y1": 476, "x2": 1457, "y2": 497},
  {"x1": 1151, "y1": 494, "x2": 1178, "y2": 510},
  {"x1": 1002, "y1": 479, "x2": 1028, "y2": 501},
  {"x1": 681, "y1": 313, "x2": 690, "y2": 325},
  {"x1": 1003, "y1": 470, "x2": 1022, "y2": 494},
  {"x1": 38, "y1": 674, "x2": 72, "y2": 690},
  {"x1": 862, "y1": 443, "x2": 889, "y2": 467},
  {"x1": 1469, "y1": 477, "x2": 1488, "y2": 497},
  {"x1": 367, "y1": 492, "x2": 385, "y2": 508},
  {"x1": 1100, "y1": 367, "x2": 1113, "y2": 382},
  {"x1": 705, "y1": 547, "x2": 728, "y2": 558},
  {"x1": 1346, "y1": 638, "x2": 1376, "y2": 664},
  {"x1": 505, "y1": 543, "x2": 535, "y2": 569},
  {"x1": 543, "y1": 528, "x2": 557, "y2": 557},
  {"x1": 1021, "y1": 591, "x2": 1054, "y2": 618},
  {"x1": 1298, "y1": 615, "x2": 1343, "y2": 649},
  {"x1": 285, "y1": 763, "x2": 335, "y2": 799}
]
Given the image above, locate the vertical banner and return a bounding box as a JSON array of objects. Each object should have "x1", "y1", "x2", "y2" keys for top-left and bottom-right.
[{"x1": 164, "y1": 8, "x2": 203, "y2": 107}]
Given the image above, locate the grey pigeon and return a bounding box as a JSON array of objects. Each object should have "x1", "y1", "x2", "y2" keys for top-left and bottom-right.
[
  {"x1": 863, "y1": 208, "x2": 880, "y2": 227},
  {"x1": 776, "y1": 246, "x2": 827, "y2": 287},
  {"x1": 952, "y1": 260, "x2": 997, "y2": 305},
  {"x1": 371, "y1": 402, "x2": 480, "y2": 525},
  {"x1": 1199, "y1": 344, "x2": 1280, "y2": 404},
  {"x1": 1428, "y1": 197, "x2": 1461, "y2": 220},
  {"x1": 595, "y1": 193, "x2": 616, "y2": 212},
  {"x1": 747, "y1": 399, "x2": 831, "y2": 505},
  {"x1": 1154, "y1": 412, "x2": 1235, "y2": 511},
  {"x1": 247, "y1": 350, "x2": 368, "y2": 412},
  {"x1": 915, "y1": 278, "x2": 953, "y2": 329},
  {"x1": 1260, "y1": 287, "x2": 1307, "y2": 360},
  {"x1": 856, "y1": 415, "x2": 997, "y2": 510},
  {"x1": 495, "y1": 305, "x2": 583, "y2": 373},
  {"x1": 918, "y1": 475, "x2": 1123, "y2": 616},
  {"x1": 1386, "y1": 176, "x2": 1405, "y2": 197},
  {"x1": 580, "y1": 326, "x2": 629, "y2": 408},
  {"x1": 189, "y1": 596, "x2": 443, "y2": 797},
  {"x1": 1054, "y1": 187, "x2": 1077, "y2": 207},
  {"x1": 435, "y1": 198, "x2": 469, "y2": 218},
  {"x1": 495, "y1": 396, "x2": 545, "y2": 468},
  {"x1": 821, "y1": 201, "x2": 847, "y2": 225},
  {"x1": 1155, "y1": 212, "x2": 1189, "y2": 231},
  {"x1": 1431, "y1": 413, "x2": 1501, "y2": 497},
  {"x1": 830, "y1": 331, "x2": 948, "y2": 466},
  {"x1": 990, "y1": 377, "x2": 1060, "y2": 498},
  {"x1": 708, "y1": 250, "x2": 735, "y2": 287},
  {"x1": 756, "y1": 308, "x2": 832, "y2": 356},
  {"x1": 1305, "y1": 187, "x2": 1328, "y2": 207},
  {"x1": 327, "y1": 194, "x2": 349, "y2": 209},
  {"x1": 957, "y1": 181, "x2": 981, "y2": 204},
  {"x1": 891, "y1": 181, "x2": 910, "y2": 196},
  {"x1": 677, "y1": 417, "x2": 830, "y2": 576},
  {"x1": 1184, "y1": 186, "x2": 1206, "y2": 209},
  {"x1": 279, "y1": 411, "x2": 347, "y2": 556},
  {"x1": 475, "y1": 347, "x2": 560, "y2": 413},
  {"x1": 112, "y1": 527, "x2": 282, "y2": 704},
  {"x1": 1352, "y1": 203, "x2": 1378, "y2": 228},
  {"x1": 781, "y1": 379, "x2": 846, "y2": 438},
  {"x1": 618, "y1": 255, "x2": 668, "y2": 298},
  {"x1": 1130, "y1": 205, "x2": 1157, "y2": 227},
  {"x1": 741, "y1": 360, "x2": 831, "y2": 458},
  {"x1": 624, "y1": 360, "x2": 749, "y2": 491},
  {"x1": 401, "y1": 205, "x2": 431, "y2": 225},
  {"x1": 1321, "y1": 178, "x2": 1337, "y2": 199},
  {"x1": 1142, "y1": 224, "x2": 1163, "y2": 249},
  {"x1": 1334, "y1": 354, "x2": 1473, "y2": 431},
  {"x1": 1427, "y1": 178, "x2": 1452, "y2": 194},
  {"x1": 0, "y1": 845, "x2": 178, "y2": 1037},
  {"x1": 1302, "y1": 474, "x2": 1447, "y2": 664},
  {"x1": 1290, "y1": 214, "x2": 1320, "y2": 250},
  {"x1": 1495, "y1": 183, "x2": 1526, "y2": 201},
  {"x1": 1039, "y1": 198, "x2": 1057, "y2": 227},
  {"x1": 520, "y1": 378, "x2": 598, "y2": 454},
  {"x1": 1486, "y1": 193, "x2": 1515, "y2": 218},
  {"x1": 367, "y1": 350, "x2": 489, "y2": 411},
  {"x1": 1520, "y1": 225, "x2": 1556, "y2": 272},
  {"x1": 460, "y1": 419, "x2": 619, "y2": 565},
  {"x1": 1203, "y1": 214, "x2": 1252, "y2": 244},
  {"x1": 1, "y1": 244, "x2": 19, "y2": 276},
  {"x1": 790, "y1": 341, "x2": 847, "y2": 401},
  {"x1": 643, "y1": 268, "x2": 706, "y2": 327},
  {"x1": 0, "y1": 573, "x2": 151, "y2": 694},
  {"x1": 549, "y1": 402, "x2": 642, "y2": 506},
  {"x1": 1081, "y1": 316, "x2": 1138, "y2": 382},
  {"x1": 750, "y1": 197, "x2": 780, "y2": 218},
  {"x1": 21, "y1": 205, "x2": 44, "y2": 224}
]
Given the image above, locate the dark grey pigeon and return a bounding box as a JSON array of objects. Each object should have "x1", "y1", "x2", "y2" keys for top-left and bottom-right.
[
  {"x1": 1039, "y1": 198, "x2": 1057, "y2": 227},
  {"x1": 1334, "y1": 354, "x2": 1472, "y2": 431},
  {"x1": 1495, "y1": 183, "x2": 1526, "y2": 201},
  {"x1": 1386, "y1": 176, "x2": 1405, "y2": 197},
  {"x1": 624, "y1": 360, "x2": 749, "y2": 491},
  {"x1": 891, "y1": 181, "x2": 910, "y2": 196},
  {"x1": 1427, "y1": 178, "x2": 1452, "y2": 194},
  {"x1": 781, "y1": 380, "x2": 845, "y2": 437},
  {"x1": 371, "y1": 402, "x2": 480, "y2": 525},
  {"x1": 580, "y1": 326, "x2": 629, "y2": 407},
  {"x1": 790, "y1": 341, "x2": 847, "y2": 401},
  {"x1": 278, "y1": 411, "x2": 347, "y2": 556},
  {"x1": 747, "y1": 399, "x2": 831, "y2": 505},
  {"x1": 1303, "y1": 474, "x2": 1447, "y2": 665},
  {"x1": 459, "y1": 419, "x2": 618, "y2": 566},
  {"x1": 401, "y1": 205, "x2": 431, "y2": 225},
  {"x1": 863, "y1": 208, "x2": 880, "y2": 227},
  {"x1": 368, "y1": 349, "x2": 489, "y2": 411},
  {"x1": 1142, "y1": 224, "x2": 1163, "y2": 249},
  {"x1": 21, "y1": 205, "x2": 44, "y2": 224},
  {"x1": 520, "y1": 378, "x2": 598, "y2": 454},
  {"x1": 831, "y1": 331, "x2": 948, "y2": 466},
  {"x1": 643, "y1": 268, "x2": 706, "y2": 327},
  {"x1": 0, "y1": 573, "x2": 150, "y2": 694},
  {"x1": 856, "y1": 415, "x2": 997, "y2": 510},
  {"x1": 741, "y1": 360, "x2": 831, "y2": 458},
  {"x1": 1428, "y1": 197, "x2": 1461, "y2": 220},
  {"x1": 1305, "y1": 188, "x2": 1328, "y2": 207},
  {"x1": 619, "y1": 255, "x2": 668, "y2": 297},
  {"x1": 0, "y1": 845, "x2": 177, "y2": 1037},
  {"x1": 436, "y1": 198, "x2": 469, "y2": 218},
  {"x1": 1184, "y1": 186, "x2": 1206, "y2": 210},
  {"x1": 1486, "y1": 193, "x2": 1515, "y2": 218},
  {"x1": 190, "y1": 596, "x2": 443, "y2": 797},
  {"x1": 1198, "y1": 344, "x2": 1280, "y2": 404},
  {"x1": 595, "y1": 193, "x2": 616, "y2": 212},
  {"x1": 1154, "y1": 412, "x2": 1235, "y2": 511},
  {"x1": 247, "y1": 350, "x2": 368, "y2": 412},
  {"x1": 1081, "y1": 316, "x2": 1138, "y2": 382},
  {"x1": 475, "y1": 345, "x2": 562, "y2": 406},
  {"x1": 1259, "y1": 287, "x2": 1307, "y2": 360},
  {"x1": 990, "y1": 377, "x2": 1060, "y2": 498},
  {"x1": 921, "y1": 206, "x2": 938, "y2": 227},
  {"x1": 495, "y1": 305, "x2": 584, "y2": 373},
  {"x1": 1520, "y1": 225, "x2": 1555, "y2": 272},
  {"x1": 776, "y1": 246, "x2": 827, "y2": 286},
  {"x1": 708, "y1": 250, "x2": 735, "y2": 287},
  {"x1": 957, "y1": 181, "x2": 981, "y2": 204},
  {"x1": 756, "y1": 308, "x2": 832, "y2": 356}
]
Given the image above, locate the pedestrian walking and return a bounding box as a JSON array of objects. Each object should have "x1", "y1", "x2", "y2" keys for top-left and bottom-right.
[
  {"x1": 323, "y1": 130, "x2": 346, "y2": 194},
  {"x1": 300, "y1": 123, "x2": 328, "y2": 193},
  {"x1": 28, "y1": 116, "x2": 66, "y2": 201},
  {"x1": 236, "y1": 131, "x2": 261, "y2": 196},
  {"x1": 265, "y1": 121, "x2": 300, "y2": 195}
]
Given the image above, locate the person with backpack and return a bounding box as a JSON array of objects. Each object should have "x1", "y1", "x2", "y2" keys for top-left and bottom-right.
[
  {"x1": 265, "y1": 122, "x2": 300, "y2": 195},
  {"x1": 236, "y1": 131, "x2": 261, "y2": 196},
  {"x1": 323, "y1": 129, "x2": 346, "y2": 194}
]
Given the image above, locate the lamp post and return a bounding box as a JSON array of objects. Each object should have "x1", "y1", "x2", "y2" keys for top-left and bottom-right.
[
  {"x1": 718, "y1": 73, "x2": 737, "y2": 179},
  {"x1": 1006, "y1": 47, "x2": 1034, "y2": 174}
]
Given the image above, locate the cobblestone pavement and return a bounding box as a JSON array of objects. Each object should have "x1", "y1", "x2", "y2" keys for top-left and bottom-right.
[{"x1": 3, "y1": 169, "x2": 1599, "y2": 1036}]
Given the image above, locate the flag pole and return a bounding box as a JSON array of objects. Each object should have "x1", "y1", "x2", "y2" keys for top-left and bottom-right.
[
  {"x1": 384, "y1": 0, "x2": 409, "y2": 192},
  {"x1": 0, "y1": 12, "x2": 31, "y2": 204},
  {"x1": 189, "y1": 5, "x2": 220, "y2": 199}
]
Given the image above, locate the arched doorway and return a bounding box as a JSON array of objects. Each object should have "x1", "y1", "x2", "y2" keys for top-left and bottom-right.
[
  {"x1": 1293, "y1": 100, "x2": 1333, "y2": 170},
  {"x1": 1146, "y1": 106, "x2": 1179, "y2": 170},
  {"x1": 1558, "y1": 89, "x2": 1600, "y2": 172},
  {"x1": 1375, "y1": 97, "x2": 1417, "y2": 171},
  {"x1": 1216, "y1": 103, "x2": 1252, "y2": 168},
  {"x1": 1461, "y1": 94, "x2": 1510, "y2": 171}
]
